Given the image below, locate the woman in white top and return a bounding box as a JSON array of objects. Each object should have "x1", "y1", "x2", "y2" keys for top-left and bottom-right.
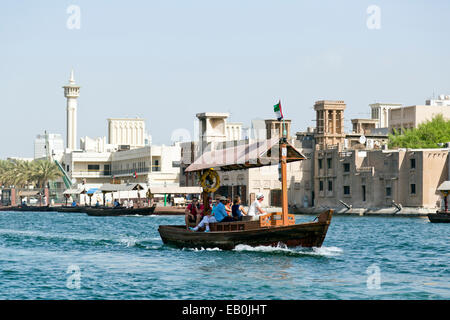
[{"x1": 247, "y1": 193, "x2": 267, "y2": 216}]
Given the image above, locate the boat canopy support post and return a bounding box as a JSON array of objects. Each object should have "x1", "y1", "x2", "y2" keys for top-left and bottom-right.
[
  {"x1": 281, "y1": 139, "x2": 288, "y2": 226},
  {"x1": 202, "y1": 190, "x2": 209, "y2": 216}
]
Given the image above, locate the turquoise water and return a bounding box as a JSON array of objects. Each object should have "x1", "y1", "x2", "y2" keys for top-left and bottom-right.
[{"x1": 0, "y1": 211, "x2": 448, "y2": 300}]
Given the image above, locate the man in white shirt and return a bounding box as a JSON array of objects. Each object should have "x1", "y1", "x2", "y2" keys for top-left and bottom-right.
[{"x1": 247, "y1": 193, "x2": 267, "y2": 217}]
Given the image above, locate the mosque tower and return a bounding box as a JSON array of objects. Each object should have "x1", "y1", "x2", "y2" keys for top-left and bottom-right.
[{"x1": 63, "y1": 70, "x2": 80, "y2": 150}]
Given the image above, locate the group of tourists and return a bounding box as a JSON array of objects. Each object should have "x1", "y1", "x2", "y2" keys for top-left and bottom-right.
[{"x1": 185, "y1": 193, "x2": 267, "y2": 232}]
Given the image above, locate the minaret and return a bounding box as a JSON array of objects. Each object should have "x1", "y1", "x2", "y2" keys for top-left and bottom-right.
[{"x1": 63, "y1": 70, "x2": 80, "y2": 150}]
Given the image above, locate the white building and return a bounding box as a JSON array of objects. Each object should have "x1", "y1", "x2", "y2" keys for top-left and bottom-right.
[
  {"x1": 59, "y1": 71, "x2": 181, "y2": 191},
  {"x1": 34, "y1": 133, "x2": 65, "y2": 159},
  {"x1": 370, "y1": 103, "x2": 402, "y2": 128},
  {"x1": 425, "y1": 94, "x2": 450, "y2": 106}
]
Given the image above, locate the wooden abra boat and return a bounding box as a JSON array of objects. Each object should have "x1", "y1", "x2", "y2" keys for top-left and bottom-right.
[
  {"x1": 56, "y1": 206, "x2": 88, "y2": 213},
  {"x1": 159, "y1": 210, "x2": 332, "y2": 250},
  {"x1": 85, "y1": 205, "x2": 156, "y2": 216},
  {"x1": 429, "y1": 182, "x2": 450, "y2": 223},
  {"x1": 158, "y1": 133, "x2": 333, "y2": 250},
  {"x1": 8, "y1": 205, "x2": 56, "y2": 212},
  {"x1": 428, "y1": 212, "x2": 450, "y2": 223}
]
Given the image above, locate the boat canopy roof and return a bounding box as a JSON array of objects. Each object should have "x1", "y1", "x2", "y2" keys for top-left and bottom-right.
[
  {"x1": 185, "y1": 137, "x2": 306, "y2": 173},
  {"x1": 63, "y1": 187, "x2": 87, "y2": 195},
  {"x1": 99, "y1": 183, "x2": 146, "y2": 192},
  {"x1": 437, "y1": 181, "x2": 450, "y2": 192},
  {"x1": 149, "y1": 186, "x2": 203, "y2": 195}
]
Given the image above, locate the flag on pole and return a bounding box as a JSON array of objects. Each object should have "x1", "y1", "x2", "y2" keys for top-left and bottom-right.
[
  {"x1": 133, "y1": 171, "x2": 138, "y2": 179},
  {"x1": 274, "y1": 100, "x2": 283, "y2": 121}
]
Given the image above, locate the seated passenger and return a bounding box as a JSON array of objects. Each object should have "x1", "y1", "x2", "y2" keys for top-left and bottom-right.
[
  {"x1": 71, "y1": 200, "x2": 77, "y2": 207},
  {"x1": 113, "y1": 200, "x2": 120, "y2": 208},
  {"x1": 232, "y1": 196, "x2": 247, "y2": 221},
  {"x1": 189, "y1": 195, "x2": 234, "y2": 232},
  {"x1": 247, "y1": 193, "x2": 267, "y2": 217},
  {"x1": 225, "y1": 197, "x2": 232, "y2": 216},
  {"x1": 184, "y1": 197, "x2": 204, "y2": 229}
]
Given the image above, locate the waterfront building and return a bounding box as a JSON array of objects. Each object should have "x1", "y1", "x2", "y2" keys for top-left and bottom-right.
[
  {"x1": 34, "y1": 133, "x2": 64, "y2": 159},
  {"x1": 314, "y1": 147, "x2": 449, "y2": 210},
  {"x1": 58, "y1": 71, "x2": 180, "y2": 193},
  {"x1": 312, "y1": 97, "x2": 450, "y2": 211},
  {"x1": 63, "y1": 140, "x2": 181, "y2": 187}
]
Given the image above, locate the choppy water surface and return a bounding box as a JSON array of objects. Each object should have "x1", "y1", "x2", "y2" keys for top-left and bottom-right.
[{"x1": 0, "y1": 211, "x2": 448, "y2": 299}]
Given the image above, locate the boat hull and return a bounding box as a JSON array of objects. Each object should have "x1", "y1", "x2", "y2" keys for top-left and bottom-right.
[
  {"x1": 56, "y1": 206, "x2": 88, "y2": 213},
  {"x1": 428, "y1": 212, "x2": 450, "y2": 223},
  {"x1": 158, "y1": 210, "x2": 332, "y2": 250},
  {"x1": 7, "y1": 206, "x2": 56, "y2": 212},
  {"x1": 85, "y1": 205, "x2": 156, "y2": 216}
]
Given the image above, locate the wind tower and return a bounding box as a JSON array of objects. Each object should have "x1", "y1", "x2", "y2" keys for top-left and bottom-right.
[{"x1": 63, "y1": 70, "x2": 80, "y2": 150}]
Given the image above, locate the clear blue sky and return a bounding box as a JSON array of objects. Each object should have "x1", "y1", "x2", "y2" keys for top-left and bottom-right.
[{"x1": 1, "y1": 0, "x2": 449, "y2": 158}]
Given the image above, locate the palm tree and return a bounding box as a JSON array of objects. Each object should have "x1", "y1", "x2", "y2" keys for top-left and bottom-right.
[{"x1": 31, "y1": 160, "x2": 62, "y2": 188}]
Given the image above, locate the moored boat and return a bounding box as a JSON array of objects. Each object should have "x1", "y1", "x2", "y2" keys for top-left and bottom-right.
[
  {"x1": 8, "y1": 206, "x2": 56, "y2": 212},
  {"x1": 85, "y1": 205, "x2": 157, "y2": 216},
  {"x1": 428, "y1": 212, "x2": 450, "y2": 223},
  {"x1": 55, "y1": 206, "x2": 88, "y2": 213}
]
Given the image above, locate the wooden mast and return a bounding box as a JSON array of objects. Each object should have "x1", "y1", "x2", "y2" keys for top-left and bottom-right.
[{"x1": 281, "y1": 115, "x2": 288, "y2": 226}]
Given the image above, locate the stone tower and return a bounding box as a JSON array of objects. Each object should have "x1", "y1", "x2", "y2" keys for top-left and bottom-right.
[
  {"x1": 314, "y1": 100, "x2": 346, "y2": 149},
  {"x1": 63, "y1": 70, "x2": 80, "y2": 150}
]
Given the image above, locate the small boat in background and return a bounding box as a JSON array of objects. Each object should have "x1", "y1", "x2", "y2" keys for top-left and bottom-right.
[
  {"x1": 429, "y1": 181, "x2": 450, "y2": 223},
  {"x1": 55, "y1": 206, "x2": 88, "y2": 213},
  {"x1": 428, "y1": 212, "x2": 450, "y2": 223},
  {"x1": 85, "y1": 205, "x2": 157, "y2": 216},
  {"x1": 8, "y1": 206, "x2": 56, "y2": 212}
]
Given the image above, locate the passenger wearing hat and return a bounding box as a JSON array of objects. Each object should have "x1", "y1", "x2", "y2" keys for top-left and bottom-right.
[
  {"x1": 189, "y1": 195, "x2": 233, "y2": 232},
  {"x1": 247, "y1": 193, "x2": 267, "y2": 217}
]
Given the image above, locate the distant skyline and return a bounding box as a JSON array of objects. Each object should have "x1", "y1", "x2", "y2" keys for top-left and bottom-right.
[{"x1": 1, "y1": 0, "x2": 449, "y2": 159}]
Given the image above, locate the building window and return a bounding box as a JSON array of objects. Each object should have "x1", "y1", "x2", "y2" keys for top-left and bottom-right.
[
  {"x1": 328, "y1": 180, "x2": 333, "y2": 192},
  {"x1": 318, "y1": 159, "x2": 323, "y2": 170},
  {"x1": 343, "y1": 163, "x2": 350, "y2": 172},
  {"x1": 410, "y1": 158, "x2": 416, "y2": 169},
  {"x1": 319, "y1": 180, "x2": 324, "y2": 191},
  {"x1": 410, "y1": 184, "x2": 416, "y2": 194},
  {"x1": 343, "y1": 186, "x2": 350, "y2": 195},
  {"x1": 327, "y1": 158, "x2": 332, "y2": 169},
  {"x1": 88, "y1": 164, "x2": 100, "y2": 172},
  {"x1": 386, "y1": 187, "x2": 392, "y2": 197}
]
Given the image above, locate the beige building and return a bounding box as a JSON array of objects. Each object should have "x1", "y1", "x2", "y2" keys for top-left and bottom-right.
[
  {"x1": 314, "y1": 147, "x2": 449, "y2": 210},
  {"x1": 389, "y1": 105, "x2": 450, "y2": 133}
]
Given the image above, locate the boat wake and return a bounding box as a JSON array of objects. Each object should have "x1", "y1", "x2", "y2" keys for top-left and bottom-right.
[
  {"x1": 233, "y1": 244, "x2": 343, "y2": 257},
  {"x1": 179, "y1": 244, "x2": 343, "y2": 257}
]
